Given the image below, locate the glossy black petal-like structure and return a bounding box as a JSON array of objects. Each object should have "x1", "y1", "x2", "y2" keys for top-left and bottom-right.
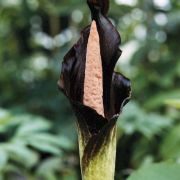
[{"x1": 58, "y1": 0, "x2": 131, "y2": 170}]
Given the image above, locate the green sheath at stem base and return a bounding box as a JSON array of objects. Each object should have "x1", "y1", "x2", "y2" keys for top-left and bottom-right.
[{"x1": 78, "y1": 126, "x2": 117, "y2": 180}]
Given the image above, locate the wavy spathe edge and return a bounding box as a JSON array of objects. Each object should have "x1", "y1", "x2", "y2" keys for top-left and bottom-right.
[{"x1": 58, "y1": 1, "x2": 132, "y2": 176}]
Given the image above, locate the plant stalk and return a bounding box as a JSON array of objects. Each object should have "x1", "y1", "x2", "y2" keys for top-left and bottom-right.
[{"x1": 78, "y1": 126, "x2": 117, "y2": 180}]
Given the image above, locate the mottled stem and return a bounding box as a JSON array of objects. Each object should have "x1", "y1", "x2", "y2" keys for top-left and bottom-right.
[{"x1": 78, "y1": 126, "x2": 117, "y2": 180}]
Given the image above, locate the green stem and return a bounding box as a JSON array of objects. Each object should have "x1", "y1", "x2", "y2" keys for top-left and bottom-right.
[{"x1": 78, "y1": 126, "x2": 117, "y2": 180}]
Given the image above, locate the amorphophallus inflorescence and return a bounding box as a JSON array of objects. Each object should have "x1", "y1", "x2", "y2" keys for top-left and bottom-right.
[{"x1": 58, "y1": 0, "x2": 131, "y2": 179}]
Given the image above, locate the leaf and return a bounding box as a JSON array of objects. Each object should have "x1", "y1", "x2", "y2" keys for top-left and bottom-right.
[
  {"x1": 144, "y1": 90, "x2": 180, "y2": 110},
  {"x1": 39, "y1": 173, "x2": 57, "y2": 180},
  {"x1": 4, "y1": 143, "x2": 39, "y2": 168},
  {"x1": 0, "y1": 108, "x2": 10, "y2": 122},
  {"x1": 165, "y1": 99, "x2": 180, "y2": 109},
  {"x1": 118, "y1": 102, "x2": 172, "y2": 138},
  {"x1": 0, "y1": 108, "x2": 13, "y2": 132},
  {"x1": 37, "y1": 157, "x2": 63, "y2": 176},
  {"x1": 127, "y1": 163, "x2": 180, "y2": 180},
  {"x1": 57, "y1": 136, "x2": 74, "y2": 150},
  {"x1": 26, "y1": 134, "x2": 63, "y2": 155},
  {"x1": 160, "y1": 125, "x2": 180, "y2": 160},
  {"x1": 0, "y1": 149, "x2": 8, "y2": 170},
  {"x1": 62, "y1": 169, "x2": 78, "y2": 180},
  {"x1": 15, "y1": 115, "x2": 51, "y2": 136}
]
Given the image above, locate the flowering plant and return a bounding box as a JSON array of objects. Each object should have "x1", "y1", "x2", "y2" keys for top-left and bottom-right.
[{"x1": 58, "y1": 0, "x2": 131, "y2": 179}]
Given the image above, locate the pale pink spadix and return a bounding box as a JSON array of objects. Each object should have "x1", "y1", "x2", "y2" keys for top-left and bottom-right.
[{"x1": 83, "y1": 20, "x2": 104, "y2": 117}]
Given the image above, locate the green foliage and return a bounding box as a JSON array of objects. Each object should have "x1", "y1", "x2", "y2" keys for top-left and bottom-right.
[
  {"x1": 165, "y1": 99, "x2": 180, "y2": 109},
  {"x1": 118, "y1": 102, "x2": 173, "y2": 138},
  {"x1": 0, "y1": 108, "x2": 76, "y2": 179},
  {"x1": 116, "y1": 102, "x2": 178, "y2": 171},
  {"x1": 127, "y1": 162, "x2": 180, "y2": 180},
  {"x1": 160, "y1": 124, "x2": 180, "y2": 160}
]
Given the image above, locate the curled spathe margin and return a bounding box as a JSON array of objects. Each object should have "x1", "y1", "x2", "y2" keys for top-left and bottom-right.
[{"x1": 58, "y1": 0, "x2": 131, "y2": 179}]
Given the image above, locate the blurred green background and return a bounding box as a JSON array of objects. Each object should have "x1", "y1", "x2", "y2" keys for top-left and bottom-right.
[{"x1": 0, "y1": 0, "x2": 180, "y2": 179}]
